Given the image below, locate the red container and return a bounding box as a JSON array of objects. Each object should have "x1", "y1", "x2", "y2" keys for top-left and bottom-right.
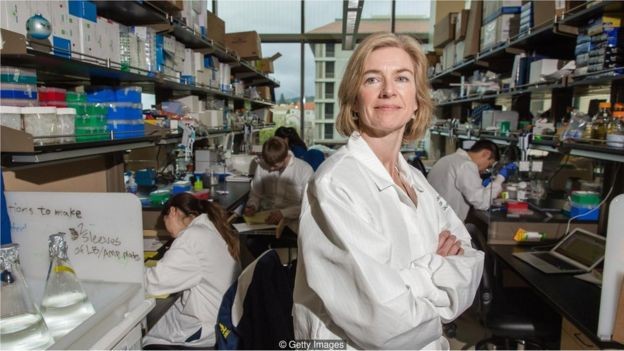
[{"x1": 38, "y1": 87, "x2": 67, "y2": 104}]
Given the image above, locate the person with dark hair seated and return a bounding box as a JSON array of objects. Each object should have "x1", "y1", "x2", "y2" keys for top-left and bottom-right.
[
  {"x1": 274, "y1": 126, "x2": 325, "y2": 171},
  {"x1": 427, "y1": 139, "x2": 517, "y2": 221},
  {"x1": 244, "y1": 137, "x2": 313, "y2": 257},
  {"x1": 143, "y1": 193, "x2": 240, "y2": 349}
]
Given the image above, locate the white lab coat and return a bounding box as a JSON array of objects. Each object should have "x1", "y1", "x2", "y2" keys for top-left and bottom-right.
[
  {"x1": 427, "y1": 148, "x2": 504, "y2": 221},
  {"x1": 293, "y1": 132, "x2": 484, "y2": 350},
  {"x1": 247, "y1": 151, "x2": 314, "y2": 233},
  {"x1": 143, "y1": 214, "x2": 240, "y2": 347}
]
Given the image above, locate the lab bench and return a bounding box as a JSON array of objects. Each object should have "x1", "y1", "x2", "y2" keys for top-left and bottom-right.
[
  {"x1": 468, "y1": 208, "x2": 598, "y2": 245},
  {"x1": 490, "y1": 245, "x2": 623, "y2": 349}
]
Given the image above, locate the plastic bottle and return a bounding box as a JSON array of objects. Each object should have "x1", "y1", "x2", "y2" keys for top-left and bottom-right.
[
  {"x1": 40, "y1": 233, "x2": 95, "y2": 339},
  {"x1": 591, "y1": 102, "x2": 611, "y2": 143},
  {"x1": 0, "y1": 244, "x2": 54, "y2": 350},
  {"x1": 607, "y1": 110, "x2": 624, "y2": 148}
]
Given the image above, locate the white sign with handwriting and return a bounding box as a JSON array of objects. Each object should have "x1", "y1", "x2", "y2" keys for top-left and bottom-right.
[{"x1": 6, "y1": 192, "x2": 144, "y2": 284}]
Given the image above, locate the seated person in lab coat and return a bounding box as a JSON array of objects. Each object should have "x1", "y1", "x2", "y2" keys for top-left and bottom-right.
[
  {"x1": 275, "y1": 126, "x2": 325, "y2": 171},
  {"x1": 293, "y1": 32, "x2": 484, "y2": 349},
  {"x1": 143, "y1": 192, "x2": 240, "y2": 349},
  {"x1": 244, "y1": 137, "x2": 313, "y2": 257},
  {"x1": 427, "y1": 139, "x2": 517, "y2": 221}
]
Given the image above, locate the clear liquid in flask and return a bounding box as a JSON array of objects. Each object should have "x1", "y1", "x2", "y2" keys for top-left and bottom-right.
[
  {"x1": 41, "y1": 291, "x2": 95, "y2": 338},
  {"x1": 0, "y1": 313, "x2": 54, "y2": 350}
]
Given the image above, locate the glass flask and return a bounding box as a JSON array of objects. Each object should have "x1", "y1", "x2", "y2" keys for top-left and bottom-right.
[
  {"x1": 0, "y1": 244, "x2": 54, "y2": 350},
  {"x1": 40, "y1": 233, "x2": 95, "y2": 338}
]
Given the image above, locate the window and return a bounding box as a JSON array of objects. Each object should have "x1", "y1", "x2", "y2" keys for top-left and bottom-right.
[
  {"x1": 326, "y1": 61, "x2": 335, "y2": 78},
  {"x1": 326, "y1": 43, "x2": 335, "y2": 57},
  {"x1": 324, "y1": 123, "x2": 334, "y2": 139},
  {"x1": 325, "y1": 82, "x2": 334, "y2": 99},
  {"x1": 324, "y1": 104, "x2": 334, "y2": 119}
]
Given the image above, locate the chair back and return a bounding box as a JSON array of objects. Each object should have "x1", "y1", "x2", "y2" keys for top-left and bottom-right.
[{"x1": 215, "y1": 250, "x2": 296, "y2": 350}]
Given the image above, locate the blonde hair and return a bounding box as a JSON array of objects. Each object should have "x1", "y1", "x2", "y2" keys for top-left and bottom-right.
[{"x1": 336, "y1": 32, "x2": 433, "y2": 142}]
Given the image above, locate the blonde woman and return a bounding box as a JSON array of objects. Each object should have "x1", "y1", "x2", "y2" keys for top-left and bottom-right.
[{"x1": 293, "y1": 32, "x2": 484, "y2": 349}]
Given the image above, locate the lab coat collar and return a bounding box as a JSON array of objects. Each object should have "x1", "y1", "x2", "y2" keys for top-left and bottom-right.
[
  {"x1": 456, "y1": 148, "x2": 471, "y2": 161},
  {"x1": 346, "y1": 132, "x2": 408, "y2": 192}
]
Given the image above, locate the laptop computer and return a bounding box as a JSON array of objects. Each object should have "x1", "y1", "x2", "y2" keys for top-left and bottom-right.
[{"x1": 513, "y1": 228, "x2": 606, "y2": 274}]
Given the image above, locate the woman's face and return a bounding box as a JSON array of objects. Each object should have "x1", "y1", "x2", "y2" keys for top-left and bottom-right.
[
  {"x1": 163, "y1": 207, "x2": 186, "y2": 238},
  {"x1": 355, "y1": 47, "x2": 418, "y2": 139}
]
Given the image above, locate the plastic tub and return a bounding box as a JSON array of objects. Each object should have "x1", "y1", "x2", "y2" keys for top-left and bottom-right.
[
  {"x1": 39, "y1": 87, "x2": 67, "y2": 102},
  {"x1": 67, "y1": 102, "x2": 87, "y2": 116},
  {"x1": 107, "y1": 103, "x2": 143, "y2": 120},
  {"x1": 0, "y1": 98, "x2": 37, "y2": 107},
  {"x1": 22, "y1": 106, "x2": 58, "y2": 145},
  {"x1": 0, "y1": 83, "x2": 38, "y2": 100},
  {"x1": 65, "y1": 91, "x2": 86, "y2": 103},
  {"x1": 76, "y1": 115, "x2": 107, "y2": 128},
  {"x1": 570, "y1": 191, "x2": 600, "y2": 206},
  {"x1": 106, "y1": 119, "x2": 144, "y2": 139},
  {"x1": 115, "y1": 87, "x2": 142, "y2": 103},
  {"x1": 0, "y1": 105, "x2": 22, "y2": 130},
  {"x1": 172, "y1": 181, "x2": 192, "y2": 195},
  {"x1": 86, "y1": 104, "x2": 109, "y2": 117},
  {"x1": 0, "y1": 66, "x2": 37, "y2": 84},
  {"x1": 569, "y1": 203, "x2": 600, "y2": 221},
  {"x1": 86, "y1": 87, "x2": 115, "y2": 103},
  {"x1": 57, "y1": 108, "x2": 76, "y2": 144},
  {"x1": 149, "y1": 189, "x2": 171, "y2": 206},
  {"x1": 75, "y1": 126, "x2": 109, "y2": 142}
]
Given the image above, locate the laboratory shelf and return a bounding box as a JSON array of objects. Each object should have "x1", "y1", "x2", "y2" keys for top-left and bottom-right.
[
  {"x1": 93, "y1": 0, "x2": 167, "y2": 26},
  {"x1": 559, "y1": 0, "x2": 624, "y2": 27}
]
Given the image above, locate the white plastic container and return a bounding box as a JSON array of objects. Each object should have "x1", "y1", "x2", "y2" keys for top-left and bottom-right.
[
  {"x1": 0, "y1": 105, "x2": 22, "y2": 130},
  {"x1": 57, "y1": 107, "x2": 76, "y2": 144},
  {"x1": 22, "y1": 106, "x2": 58, "y2": 145}
]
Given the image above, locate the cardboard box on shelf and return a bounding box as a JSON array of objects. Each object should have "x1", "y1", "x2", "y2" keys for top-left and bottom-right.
[
  {"x1": 206, "y1": 11, "x2": 225, "y2": 47},
  {"x1": 454, "y1": 41, "x2": 465, "y2": 65},
  {"x1": 442, "y1": 42, "x2": 456, "y2": 70},
  {"x1": 254, "y1": 52, "x2": 281, "y2": 74},
  {"x1": 147, "y1": 0, "x2": 183, "y2": 15},
  {"x1": 528, "y1": 0, "x2": 556, "y2": 28},
  {"x1": 480, "y1": 14, "x2": 518, "y2": 51},
  {"x1": 257, "y1": 86, "x2": 272, "y2": 100},
  {"x1": 0, "y1": 0, "x2": 32, "y2": 36},
  {"x1": 555, "y1": 0, "x2": 586, "y2": 17},
  {"x1": 433, "y1": 12, "x2": 458, "y2": 49},
  {"x1": 426, "y1": 52, "x2": 440, "y2": 68},
  {"x1": 463, "y1": 0, "x2": 482, "y2": 58},
  {"x1": 529, "y1": 59, "x2": 564, "y2": 84},
  {"x1": 455, "y1": 10, "x2": 470, "y2": 42},
  {"x1": 225, "y1": 31, "x2": 262, "y2": 59},
  {"x1": 482, "y1": 0, "x2": 521, "y2": 23}
]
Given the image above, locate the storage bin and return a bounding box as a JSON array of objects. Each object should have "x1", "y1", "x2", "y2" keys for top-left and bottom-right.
[
  {"x1": 57, "y1": 107, "x2": 76, "y2": 143},
  {"x1": 66, "y1": 91, "x2": 86, "y2": 102},
  {"x1": 107, "y1": 103, "x2": 143, "y2": 120},
  {"x1": 106, "y1": 119, "x2": 145, "y2": 139},
  {"x1": 0, "y1": 66, "x2": 37, "y2": 84},
  {"x1": 39, "y1": 87, "x2": 67, "y2": 102},
  {"x1": 115, "y1": 87, "x2": 142, "y2": 103},
  {"x1": 569, "y1": 203, "x2": 600, "y2": 221},
  {"x1": 86, "y1": 104, "x2": 109, "y2": 117},
  {"x1": 22, "y1": 106, "x2": 58, "y2": 145},
  {"x1": 149, "y1": 189, "x2": 171, "y2": 206},
  {"x1": 0, "y1": 105, "x2": 22, "y2": 130},
  {"x1": 86, "y1": 87, "x2": 115, "y2": 103},
  {"x1": 172, "y1": 181, "x2": 191, "y2": 195},
  {"x1": 75, "y1": 126, "x2": 109, "y2": 142},
  {"x1": 0, "y1": 83, "x2": 38, "y2": 101}
]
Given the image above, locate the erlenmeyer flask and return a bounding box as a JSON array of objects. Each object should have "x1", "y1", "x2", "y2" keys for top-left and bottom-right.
[
  {"x1": 0, "y1": 243, "x2": 54, "y2": 350},
  {"x1": 40, "y1": 233, "x2": 95, "y2": 338}
]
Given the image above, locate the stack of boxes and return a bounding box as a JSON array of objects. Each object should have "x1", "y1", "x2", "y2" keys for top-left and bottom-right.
[
  {"x1": 585, "y1": 15, "x2": 623, "y2": 76},
  {"x1": 0, "y1": 66, "x2": 38, "y2": 107},
  {"x1": 433, "y1": 12, "x2": 458, "y2": 71},
  {"x1": 480, "y1": 0, "x2": 521, "y2": 51},
  {"x1": 67, "y1": 0, "x2": 97, "y2": 60}
]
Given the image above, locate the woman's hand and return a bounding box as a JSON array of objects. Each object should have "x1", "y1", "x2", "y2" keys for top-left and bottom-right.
[
  {"x1": 437, "y1": 230, "x2": 464, "y2": 256},
  {"x1": 266, "y1": 210, "x2": 284, "y2": 225}
]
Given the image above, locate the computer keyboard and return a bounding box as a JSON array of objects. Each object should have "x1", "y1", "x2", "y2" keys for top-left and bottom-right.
[{"x1": 533, "y1": 252, "x2": 578, "y2": 270}]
